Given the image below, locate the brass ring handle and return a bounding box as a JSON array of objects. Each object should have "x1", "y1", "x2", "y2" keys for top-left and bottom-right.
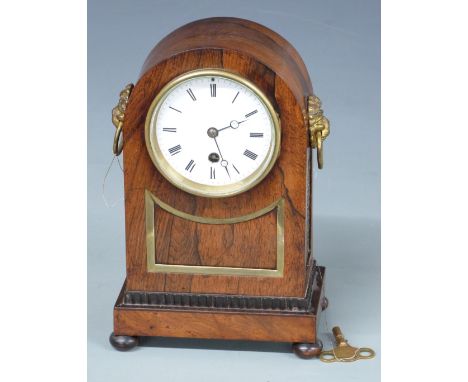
[
  {"x1": 307, "y1": 95, "x2": 329, "y2": 170},
  {"x1": 113, "y1": 122, "x2": 123, "y2": 156},
  {"x1": 111, "y1": 84, "x2": 134, "y2": 156},
  {"x1": 316, "y1": 131, "x2": 323, "y2": 170}
]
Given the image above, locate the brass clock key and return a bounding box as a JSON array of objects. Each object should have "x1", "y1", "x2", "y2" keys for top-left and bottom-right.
[{"x1": 320, "y1": 327, "x2": 375, "y2": 363}]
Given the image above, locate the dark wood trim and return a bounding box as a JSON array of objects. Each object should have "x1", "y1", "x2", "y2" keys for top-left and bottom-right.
[{"x1": 120, "y1": 265, "x2": 324, "y2": 314}]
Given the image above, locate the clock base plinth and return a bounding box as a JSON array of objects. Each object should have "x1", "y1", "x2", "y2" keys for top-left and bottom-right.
[{"x1": 112, "y1": 266, "x2": 325, "y2": 356}]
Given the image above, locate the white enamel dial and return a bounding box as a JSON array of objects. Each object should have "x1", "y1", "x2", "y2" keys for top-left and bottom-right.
[{"x1": 145, "y1": 70, "x2": 280, "y2": 197}]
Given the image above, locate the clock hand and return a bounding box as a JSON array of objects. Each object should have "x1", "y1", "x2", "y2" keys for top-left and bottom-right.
[
  {"x1": 207, "y1": 127, "x2": 231, "y2": 179},
  {"x1": 218, "y1": 119, "x2": 247, "y2": 132},
  {"x1": 212, "y1": 134, "x2": 231, "y2": 179},
  {"x1": 221, "y1": 160, "x2": 230, "y2": 178},
  {"x1": 213, "y1": 136, "x2": 224, "y2": 158}
]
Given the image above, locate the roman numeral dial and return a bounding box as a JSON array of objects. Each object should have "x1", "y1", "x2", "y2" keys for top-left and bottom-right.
[
  {"x1": 250, "y1": 132, "x2": 263, "y2": 138},
  {"x1": 148, "y1": 72, "x2": 279, "y2": 197},
  {"x1": 185, "y1": 160, "x2": 196, "y2": 172},
  {"x1": 186, "y1": 88, "x2": 196, "y2": 101},
  {"x1": 243, "y1": 149, "x2": 258, "y2": 160},
  {"x1": 168, "y1": 144, "x2": 182, "y2": 156},
  {"x1": 245, "y1": 110, "x2": 258, "y2": 118}
]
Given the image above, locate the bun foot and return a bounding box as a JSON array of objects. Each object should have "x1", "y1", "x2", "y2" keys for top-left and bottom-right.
[
  {"x1": 109, "y1": 332, "x2": 139, "y2": 351},
  {"x1": 292, "y1": 339, "x2": 323, "y2": 359},
  {"x1": 321, "y1": 296, "x2": 329, "y2": 311}
]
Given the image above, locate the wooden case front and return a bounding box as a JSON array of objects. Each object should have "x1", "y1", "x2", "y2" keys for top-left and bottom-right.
[
  {"x1": 122, "y1": 48, "x2": 312, "y2": 298},
  {"x1": 123, "y1": 18, "x2": 318, "y2": 296}
]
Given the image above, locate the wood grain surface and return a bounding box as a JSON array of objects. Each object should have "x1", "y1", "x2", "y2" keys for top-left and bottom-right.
[
  {"x1": 154, "y1": 206, "x2": 278, "y2": 269},
  {"x1": 140, "y1": 17, "x2": 313, "y2": 104},
  {"x1": 114, "y1": 308, "x2": 317, "y2": 343}
]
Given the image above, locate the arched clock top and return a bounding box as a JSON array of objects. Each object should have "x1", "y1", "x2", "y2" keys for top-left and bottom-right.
[{"x1": 139, "y1": 17, "x2": 313, "y2": 104}]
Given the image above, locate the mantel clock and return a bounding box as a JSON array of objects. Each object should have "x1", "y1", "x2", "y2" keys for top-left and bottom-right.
[{"x1": 109, "y1": 17, "x2": 330, "y2": 359}]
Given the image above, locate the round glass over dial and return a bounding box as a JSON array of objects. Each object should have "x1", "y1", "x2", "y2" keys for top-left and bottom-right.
[{"x1": 145, "y1": 70, "x2": 280, "y2": 197}]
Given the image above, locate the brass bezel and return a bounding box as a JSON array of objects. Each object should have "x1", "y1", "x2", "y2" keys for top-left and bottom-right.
[{"x1": 144, "y1": 69, "x2": 281, "y2": 198}]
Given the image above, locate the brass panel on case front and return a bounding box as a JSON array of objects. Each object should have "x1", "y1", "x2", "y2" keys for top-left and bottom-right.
[{"x1": 145, "y1": 190, "x2": 284, "y2": 277}]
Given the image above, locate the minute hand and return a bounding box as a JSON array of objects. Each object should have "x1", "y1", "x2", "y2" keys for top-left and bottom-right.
[
  {"x1": 218, "y1": 119, "x2": 247, "y2": 132},
  {"x1": 213, "y1": 136, "x2": 231, "y2": 179}
]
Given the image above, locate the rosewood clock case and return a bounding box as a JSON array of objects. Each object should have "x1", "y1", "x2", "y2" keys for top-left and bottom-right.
[{"x1": 110, "y1": 17, "x2": 328, "y2": 358}]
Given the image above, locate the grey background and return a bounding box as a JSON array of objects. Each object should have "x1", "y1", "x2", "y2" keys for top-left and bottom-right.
[{"x1": 88, "y1": 0, "x2": 380, "y2": 381}]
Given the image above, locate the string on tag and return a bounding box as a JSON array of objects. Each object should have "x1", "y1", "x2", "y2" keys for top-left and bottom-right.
[
  {"x1": 102, "y1": 154, "x2": 124, "y2": 208},
  {"x1": 317, "y1": 266, "x2": 335, "y2": 350}
]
